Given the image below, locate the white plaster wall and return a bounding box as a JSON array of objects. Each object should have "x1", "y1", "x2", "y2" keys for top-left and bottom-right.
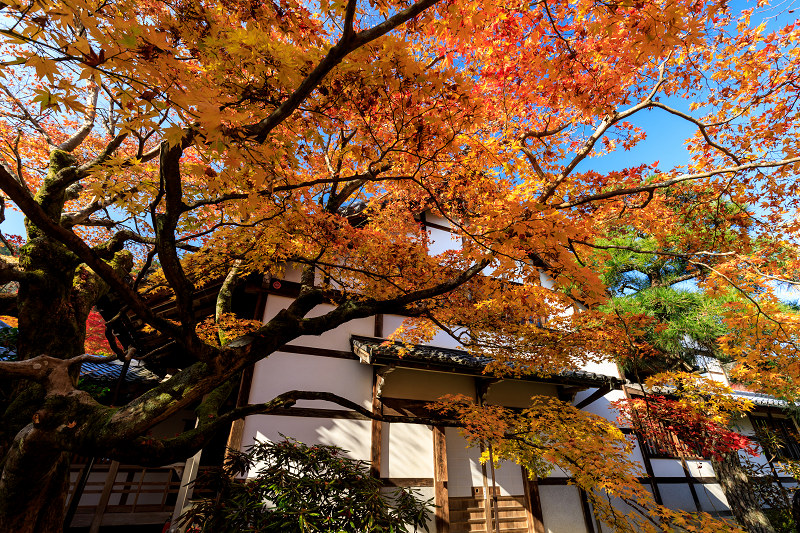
[
  {"x1": 594, "y1": 489, "x2": 654, "y2": 533},
  {"x1": 491, "y1": 459, "x2": 525, "y2": 496},
  {"x1": 262, "y1": 296, "x2": 375, "y2": 352},
  {"x1": 382, "y1": 313, "x2": 465, "y2": 349},
  {"x1": 445, "y1": 427, "x2": 485, "y2": 498},
  {"x1": 381, "y1": 368, "x2": 476, "y2": 401},
  {"x1": 650, "y1": 458, "x2": 687, "y2": 477},
  {"x1": 577, "y1": 359, "x2": 622, "y2": 378},
  {"x1": 242, "y1": 416, "x2": 371, "y2": 462},
  {"x1": 250, "y1": 351, "x2": 372, "y2": 409},
  {"x1": 573, "y1": 389, "x2": 627, "y2": 423},
  {"x1": 425, "y1": 213, "x2": 452, "y2": 229},
  {"x1": 685, "y1": 459, "x2": 714, "y2": 478},
  {"x1": 658, "y1": 483, "x2": 697, "y2": 512},
  {"x1": 539, "y1": 485, "x2": 588, "y2": 533},
  {"x1": 427, "y1": 226, "x2": 460, "y2": 256},
  {"x1": 697, "y1": 483, "x2": 729, "y2": 513},
  {"x1": 384, "y1": 423, "x2": 435, "y2": 478}
]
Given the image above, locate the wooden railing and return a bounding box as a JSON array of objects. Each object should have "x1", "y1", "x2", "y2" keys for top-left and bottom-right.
[{"x1": 67, "y1": 457, "x2": 212, "y2": 529}]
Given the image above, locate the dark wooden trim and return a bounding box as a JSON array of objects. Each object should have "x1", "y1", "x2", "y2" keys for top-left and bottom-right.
[
  {"x1": 381, "y1": 478, "x2": 435, "y2": 487},
  {"x1": 433, "y1": 426, "x2": 450, "y2": 533},
  {"x1": 264, "y1": 278, "x2": 302, "y2": 297},
  {"x1": 521, "y1": 467, "x2": 545, "y2": 533},
  {"x1": 279, "y1": 343, "x2": 357, "y2": 360},
  {"x1": 679, "y1": 455, "x2": 702, "y2": 512},
  {"x1": 381, "y1": 396, "x2": 437, "y2": 417},
  {"x1": 225, "y1": 290, "x2": 265, "y2": 460},
  {"x1": 265, "y1": 406, "x2": 370, "y2": 420},
  {"x1": 424, "y1": 220, "x2": 453, "y2": 233},
  {"x1": 536, "y1": 477, "x2": 572, "y2": 485},
  {"x1": 374, "y1": 313, "x2": 384, "y2": 338},
  {"x1": 574, "y1": 384, "x2": 612, "y2": 410},
  {"x1": 371, "y1": 368, "x2": 383, "y2": 478},
  {"x1": 578, "y1": 488, "x2": 596, "y2": 533}
]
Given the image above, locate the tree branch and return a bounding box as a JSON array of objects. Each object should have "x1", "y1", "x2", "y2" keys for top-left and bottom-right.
[
  {"x1": 152, "y1": 142, "x2": 199, "y2": 344},
  {"x1": 0, "y1": 162, "x2": 182, "y2": 341},
  {"x1": 243, "y1": 0, "x2": 442, "y2": 142},
  {"x1": 0, "y1": 81, "x2": 54, "y2": 146},
  {"x1": 539, "y1": 61, "x2": 668, "y2": 203},
  {"x1": 57, "y1": 83, "x2": 100, "y2": 152},
  {"x1": 557, "y1": 158, "x2": 800, "y2": 209},
  {"x1": 104, "y1": 390, "x2": 458, "y2": 465}
]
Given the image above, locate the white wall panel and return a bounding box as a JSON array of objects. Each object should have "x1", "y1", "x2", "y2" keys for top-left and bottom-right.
[
  {"x1": 540, "y1": 485, "x2": 588, "y2": 533},
  {"x1": 262, "y1": 297, "x2": 375, "y2": 352},
  {"x1": 485, "y1": 380, "x2": 557, "y2": 408},
  {"x1": 427, "y1": 227, "x2": 460, "y2": 255},
  {"x1": 573, "y1": 389, "x2": 626, "y2": 422},
  {"x1": 385, "y1": 423, "x2": 434, "y2": 478},
  {"x1": 650, "y1": 458, "x2": 686, "y2": 477},
  {"x1": 250, "y1": 352, "x2": 372, "y2": 409},
  {"x1": 697, "y1": 483, "x2": 729, "y2": 513},
  {"x1": 242, "y1": 416, "x2": 371, "y2": 463},
  {"x1": 445, "y1": 427, "x2": 485, "y2": 498},
  {"x1": 658, "y1": 483, "x2": 697, "y2": 511}
]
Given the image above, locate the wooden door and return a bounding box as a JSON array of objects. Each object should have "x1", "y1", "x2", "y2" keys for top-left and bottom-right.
[{"x1": 448, "y1": 486, "x2": 529, "y2": 533}]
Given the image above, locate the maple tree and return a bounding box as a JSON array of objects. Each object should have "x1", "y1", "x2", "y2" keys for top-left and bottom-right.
[{"x1": 0, "y1": 0, "x2": 799, "y2": 531}]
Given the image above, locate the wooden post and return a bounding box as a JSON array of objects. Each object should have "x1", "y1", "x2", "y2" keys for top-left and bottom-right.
[
  {"x1": 225, "y1": 364, "x2": 255, "y2": 458},
  {"x1": 433, "y1": 426, "x2": 450, "y2": 533},
  {"x1": 578, "y1": 488, "x2": 596, "y2": 533},
  {"x1": 370, "y1": 368, "x2": 384, "y2": 478},
  {"x1": 521, "y1": 466, "x2": 545, "y2": 533},
  {"x1": 170, "y1": 449, "x2": 202, "y2": 532},
  {"x1": 89, "y1": 460, "x2": 120, "y2": 533},
  {"x1": 476, "y1": 379, "x2": 494, "y2": 533}
]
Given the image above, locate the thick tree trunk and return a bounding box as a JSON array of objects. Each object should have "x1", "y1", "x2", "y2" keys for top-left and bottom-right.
[
  {"x1": 0, "y1": 426, "x2": 71, "y2": 533},
  {"x1": 792, "y1": 489, "x2": 800, "y2": 533},
  {"x1": 713, "y1": 452, "x2": 776, "y2": 533},
  {"x1": 0, "y1": 231, "x2": 110, "y2": 531}
]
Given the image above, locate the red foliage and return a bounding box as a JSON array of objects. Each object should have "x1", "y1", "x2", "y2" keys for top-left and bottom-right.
[
  {"x1": 615, "y1": 395, "x2": 758, "y2": 461},
  {"x1": 84, "y1": 310, "x2": 121, "y2": 356}
]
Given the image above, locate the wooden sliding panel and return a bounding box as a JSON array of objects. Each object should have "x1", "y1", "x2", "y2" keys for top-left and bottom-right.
[
  {"x1": 521, "y1": 467, "x2": 545, "y2": 533},
  {"x1": 434, "y1": 426, "x2": 450, "y2": 533}
]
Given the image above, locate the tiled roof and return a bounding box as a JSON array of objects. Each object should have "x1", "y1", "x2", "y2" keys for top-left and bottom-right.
[
  {"x1": 79, "y1": 360, "x2": 160, "y2": 384},
  {"x1": 350, "y1": 335, "x2": 623, "y2": 388},
  {"x1": 0, "y1": 320, "x2": 159, "y2": 384},
  {"x1": 731, "y1": 389, "x2": 797, "y2": 408},
  {"x1": 627, "y1": 382, "x2": 795, "y2": 410}
]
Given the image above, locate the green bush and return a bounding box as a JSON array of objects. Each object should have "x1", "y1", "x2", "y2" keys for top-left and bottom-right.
[{"x1": 180, "y1": 438, "x2": 432, "y2": 532}]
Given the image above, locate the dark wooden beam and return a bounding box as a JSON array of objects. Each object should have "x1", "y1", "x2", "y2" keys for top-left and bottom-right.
[
  {"x1": 279, "y1": 343, "x2": 356, "y2": 360},
  {"x1": 433, "y1": 426, "x2": 450, "y2": 533},
  {"x1": 573, "y1": 384, "x2": 612, "y2": 410},
  {"x1": 381, "y1": 478, "x2": 435, "y2": 487},
  {"x1": 371, "y1": 368, "x2": 384, "y2": 478},
  {"x1": 579, "y1": 488, "x2": 596, "y2": 533}
]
